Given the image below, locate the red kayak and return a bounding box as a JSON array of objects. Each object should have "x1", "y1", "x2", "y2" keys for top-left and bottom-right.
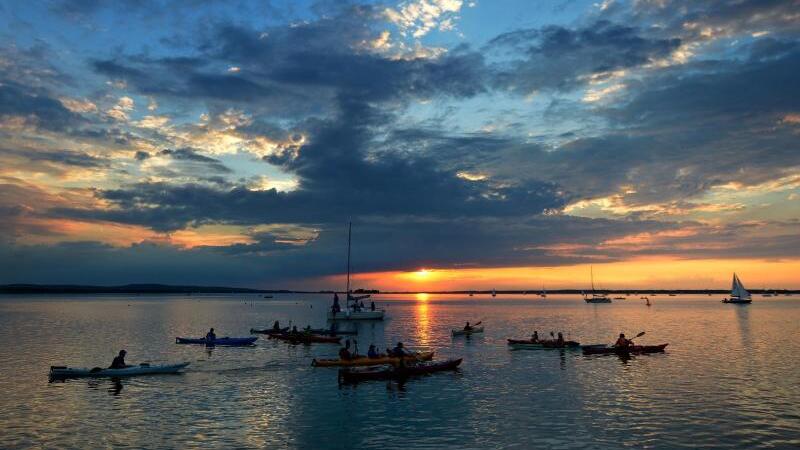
[
  {"x1": 269, "y1": 333, "x2": 342, "y2": 344},
  {"x1": 339, "y1": 358, "x2": 463, "y2": 383},
  {"x1": 582, "y1": 343, "x2": 668, "y2": 355}
]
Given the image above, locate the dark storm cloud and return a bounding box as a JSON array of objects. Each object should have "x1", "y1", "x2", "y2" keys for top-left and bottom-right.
[
  {"x1": 489, "y1": 20, "x2": 681, "y2": 92},
  {"x1": 0, "y1": 82, "x2": 82, "y2": 131},
  {"x1": 2, "y1": 146, "x2": 106, "y2": 168},
  {"x1": 158, "y1": 148, "x2": 232, "y2": 173}
]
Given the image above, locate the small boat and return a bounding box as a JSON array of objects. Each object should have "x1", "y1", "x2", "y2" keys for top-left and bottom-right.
[
  {"x1": 326, "y1": 222, "x2": 385, "y2": 321},
  {"x1": 491, "y1": 289, "x2": 496, "y2": 297},
  {"x1": 338, "y1": 358, "x2": 462, "y2": 383},
  {"x1": 613, "y1": 296, "x2": 625, "y2": 300},
  {"x1": 452, "y1": 326, "x2": 484, "y2": 336},
  {"x1": 175, "y1": 337, "x2": 257, "y2": 346},
  {"x1": 582, "y1": 343, "x2": 668, "y2": 355},
  {"x1": 250, "y1": 327, "x2": 289, "y2": 335},
  {"x1": 263, "y1": 295, "x2": 273, "y2": 299},
  {"x1": 722, "y1": 273, "x2": 753, "y2": 304},
  {"x1": 304, "y1": 328, "x2": 358, "y2": 336},
  {"x1": 312, "y1": 351, "x2": 435, "y2": 367},
  {"x1": 507, "y1": 338, "x2": 581, "y2": 349},
  {"x1": 50, "y1": 362, "x2": 190, "y2": 379},
  {"x1": 269, "y1": 333, "x2": 341, "y2": 344},
  {"x1": 583, "y1": 267, "x2": 612, "y2": 303},
  {"x1": 668, "y1": 293, "x2": 677, "y2": 296}
]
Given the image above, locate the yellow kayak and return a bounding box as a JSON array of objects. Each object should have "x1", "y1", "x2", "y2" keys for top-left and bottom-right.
[{"x1": 312, "y1": 351, "x2": 434, "y2": 367}]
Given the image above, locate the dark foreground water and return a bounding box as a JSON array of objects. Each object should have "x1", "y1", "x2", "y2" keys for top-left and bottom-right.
[{"x1": 1, "y1": 293, "x2": 798, "y2": 449}]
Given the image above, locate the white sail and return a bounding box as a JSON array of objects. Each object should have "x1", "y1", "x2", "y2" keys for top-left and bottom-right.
[{"x1": 731, "y1": 273, "x2": 751, "y2": 300}]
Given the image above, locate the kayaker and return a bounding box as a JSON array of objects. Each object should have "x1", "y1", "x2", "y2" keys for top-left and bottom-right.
[
  {"x1": 272, "y1": 320, "x2": 281, "y2": 331},
  {"x1": 464, "y1": 321, "x2": 473, "y2": 331},
  {"x1": 556, "y1": 332, "x2": 565, "y2": 346},
  {"x1": 205, "y1": 328, "x2": 216, "y2": 341},
  {"x1": 392, "y1": 342, "x2": 407, "y2": 357},
  {"x1": 109, "y1": 350, "x2": 129, "y2": 369},
  {"x1": 367, "y1": 344, "x2": 379, "y2": 358},
  {"x1": 614, "y1": 333, "x2": 633, "y2": 349},
  {"x1": 531, "y1": 331, "x2": 539, "y2": 343}
]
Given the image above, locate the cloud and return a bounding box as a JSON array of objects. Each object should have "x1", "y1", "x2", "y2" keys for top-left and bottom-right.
[
  {"x1": 489, "y1": 20, "x2": 681, "y2": 93},
  {"x1": 0, "y1": 82, "x2": 83, "y2": 131}
]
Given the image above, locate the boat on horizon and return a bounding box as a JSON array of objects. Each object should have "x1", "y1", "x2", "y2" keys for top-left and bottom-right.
[
  {"x1": 722, "y1": 273, "x2": 752, "y2": 304},
  {"x1": 584, "y1": 267, "x2": 611, "y2": 303},
  {"x1": 327, "y1": 222, "x2": 385, "y2": 321}
]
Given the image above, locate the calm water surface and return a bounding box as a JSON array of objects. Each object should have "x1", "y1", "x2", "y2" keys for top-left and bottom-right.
[{"x1": 1, "y1": 294, "x2": 798, "y2": 449}]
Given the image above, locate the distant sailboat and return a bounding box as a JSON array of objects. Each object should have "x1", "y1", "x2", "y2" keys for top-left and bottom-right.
[
  {"x1": 539, "y1": 285, "x2": 547, "y2": 298},
  {"x1": 722, "y1": 273, "x2": 752, "y2": 304},
  {"x1": 584, "y1": 266, "x2": 611, "y2": 303},
  {"x1": 491, "y1": 289, "x2": 497, "y2": 297}
]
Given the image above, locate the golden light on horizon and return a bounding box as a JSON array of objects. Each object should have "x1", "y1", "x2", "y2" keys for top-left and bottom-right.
[
  {"x1": 416, "y1": 292, "x2": 430, "y2": 302},
  {"x1": 331, "y1": 257, "x2": 800, "y2": 291}
]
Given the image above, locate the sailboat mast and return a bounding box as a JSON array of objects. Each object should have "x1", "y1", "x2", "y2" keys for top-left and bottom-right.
[
  {"x1": 345, "y1": 221, "x2": 352, "y2": 301},
  {"x1": 591, "y1": 266, "x2": 595, "y2": 293}
]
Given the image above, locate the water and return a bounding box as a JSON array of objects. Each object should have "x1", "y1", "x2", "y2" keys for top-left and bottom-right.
[{"x1": 1, "y1": 293, "x2": 798, "y2": 449}]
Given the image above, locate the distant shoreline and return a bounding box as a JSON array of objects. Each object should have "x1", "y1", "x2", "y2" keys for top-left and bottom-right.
[{"x1": 1, "y1": 284, "x2": 797, "y2": 295}]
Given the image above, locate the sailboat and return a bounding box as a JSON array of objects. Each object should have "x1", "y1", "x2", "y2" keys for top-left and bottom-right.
[
  {"x1": 584, "y1": 266, "x2": 611, "y2": 303},
  {"x1": 539, "y1": 285, "x2": 547, "y2": 298},
  {"x1": 327, "y1": 222, "x2": 385, "y2": 321},
  {"x1": 722, "y1": 273, "x2": 752, "y2": 304},
  {"x1": 491, "y1": 289, "x2": 497, "y2": 297}
]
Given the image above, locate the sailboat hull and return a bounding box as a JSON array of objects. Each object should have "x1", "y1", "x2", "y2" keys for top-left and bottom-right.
[{"x1": 722, "y1": 298, "x2": 752, "y2": 304}]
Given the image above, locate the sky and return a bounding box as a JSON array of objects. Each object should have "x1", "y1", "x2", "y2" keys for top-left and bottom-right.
[{"x1": 1, "y1": 0, "x2": 799, "y2": 290}]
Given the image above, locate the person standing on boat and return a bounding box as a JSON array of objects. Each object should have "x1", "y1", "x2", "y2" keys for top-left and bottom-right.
[
  {"x1": 205, "y1": 328, "x2": 216, "y2": 342},
  {"x1": 332, "y1": 293, "x2": 341, "y2": 314},
  {"x1": 109, "y1": 350, "x2": 129, "y2": 369},
  {"x1": 272, "y1": 320, "x2": 281, "y2": 331},
  {"x1": 370, "y1": 301, "x2": 376, "y2": 311},
  {"x1": 555, "y1": 332, "x2": 565, "y2": 347}
]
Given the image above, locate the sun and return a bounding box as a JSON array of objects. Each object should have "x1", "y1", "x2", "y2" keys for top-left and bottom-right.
[{"x1": 414, "y1": 268, "x2": 431, "y2": 279}]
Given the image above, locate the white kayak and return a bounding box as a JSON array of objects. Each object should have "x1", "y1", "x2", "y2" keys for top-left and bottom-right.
[
  {"x1": 451, "y1": 326, "x2": 484, "y2": 336},
  {"x1": 50, "y1": 362, "x2": 190, "y2": 378}
]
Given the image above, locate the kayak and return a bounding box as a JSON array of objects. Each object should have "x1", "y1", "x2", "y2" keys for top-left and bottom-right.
[
  {"x1": 250, "y1": 327, "x2": 290, "y2": 335},
  {"x1": 507, "y1": 339, "x2": 581, "y2": 349},
  {"x1": 452, "y1": 326, "x2": 484, "y2": 336},
  {"x1": 50, "y1": 362, "x2": 190, "y2": 379},
  {"x1": 338, "y1": 358, "x2": 463, "y2": 383},
  {"x1": 312, "y1": 351, "x2": 435, "y2": 367},
  {"x1": 269, "y1": 333, "x2": 341, "y2": 344},
  {"x1": 305, "y1": 328, "x2": 359, "y2": 336},
  {"x1": 175, "y1": 337, "x2": 258, "y2": 346},
  {"x1": 583, "y1": 343, "x2": 668, "y2": 355}
]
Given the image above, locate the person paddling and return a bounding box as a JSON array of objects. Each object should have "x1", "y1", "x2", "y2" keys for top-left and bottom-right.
[
  {"x1": 205, "y1": 328, "x2": 216, "y2": 342},
  {"x1": 392, "y1": 342, "x2": 407, "y2": 357},
  {"x1": 367, "y1": 344, "x2": 379, "y2": 359},
  {"x1": 464, "y1": 321, "x2": 473, "y2": 331},
  {"x1": 109, "y1": 350, "x2": 129, "y2": 369},
  {"x1": 555, "y1": 332, "x2": 565, "y2": 347},
  {"x1": 614, "y1": 333, "x2": 633, "y2": 349},
  {"x1": 531, "y1": 331, "x2": 539, "y2": 343}
]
